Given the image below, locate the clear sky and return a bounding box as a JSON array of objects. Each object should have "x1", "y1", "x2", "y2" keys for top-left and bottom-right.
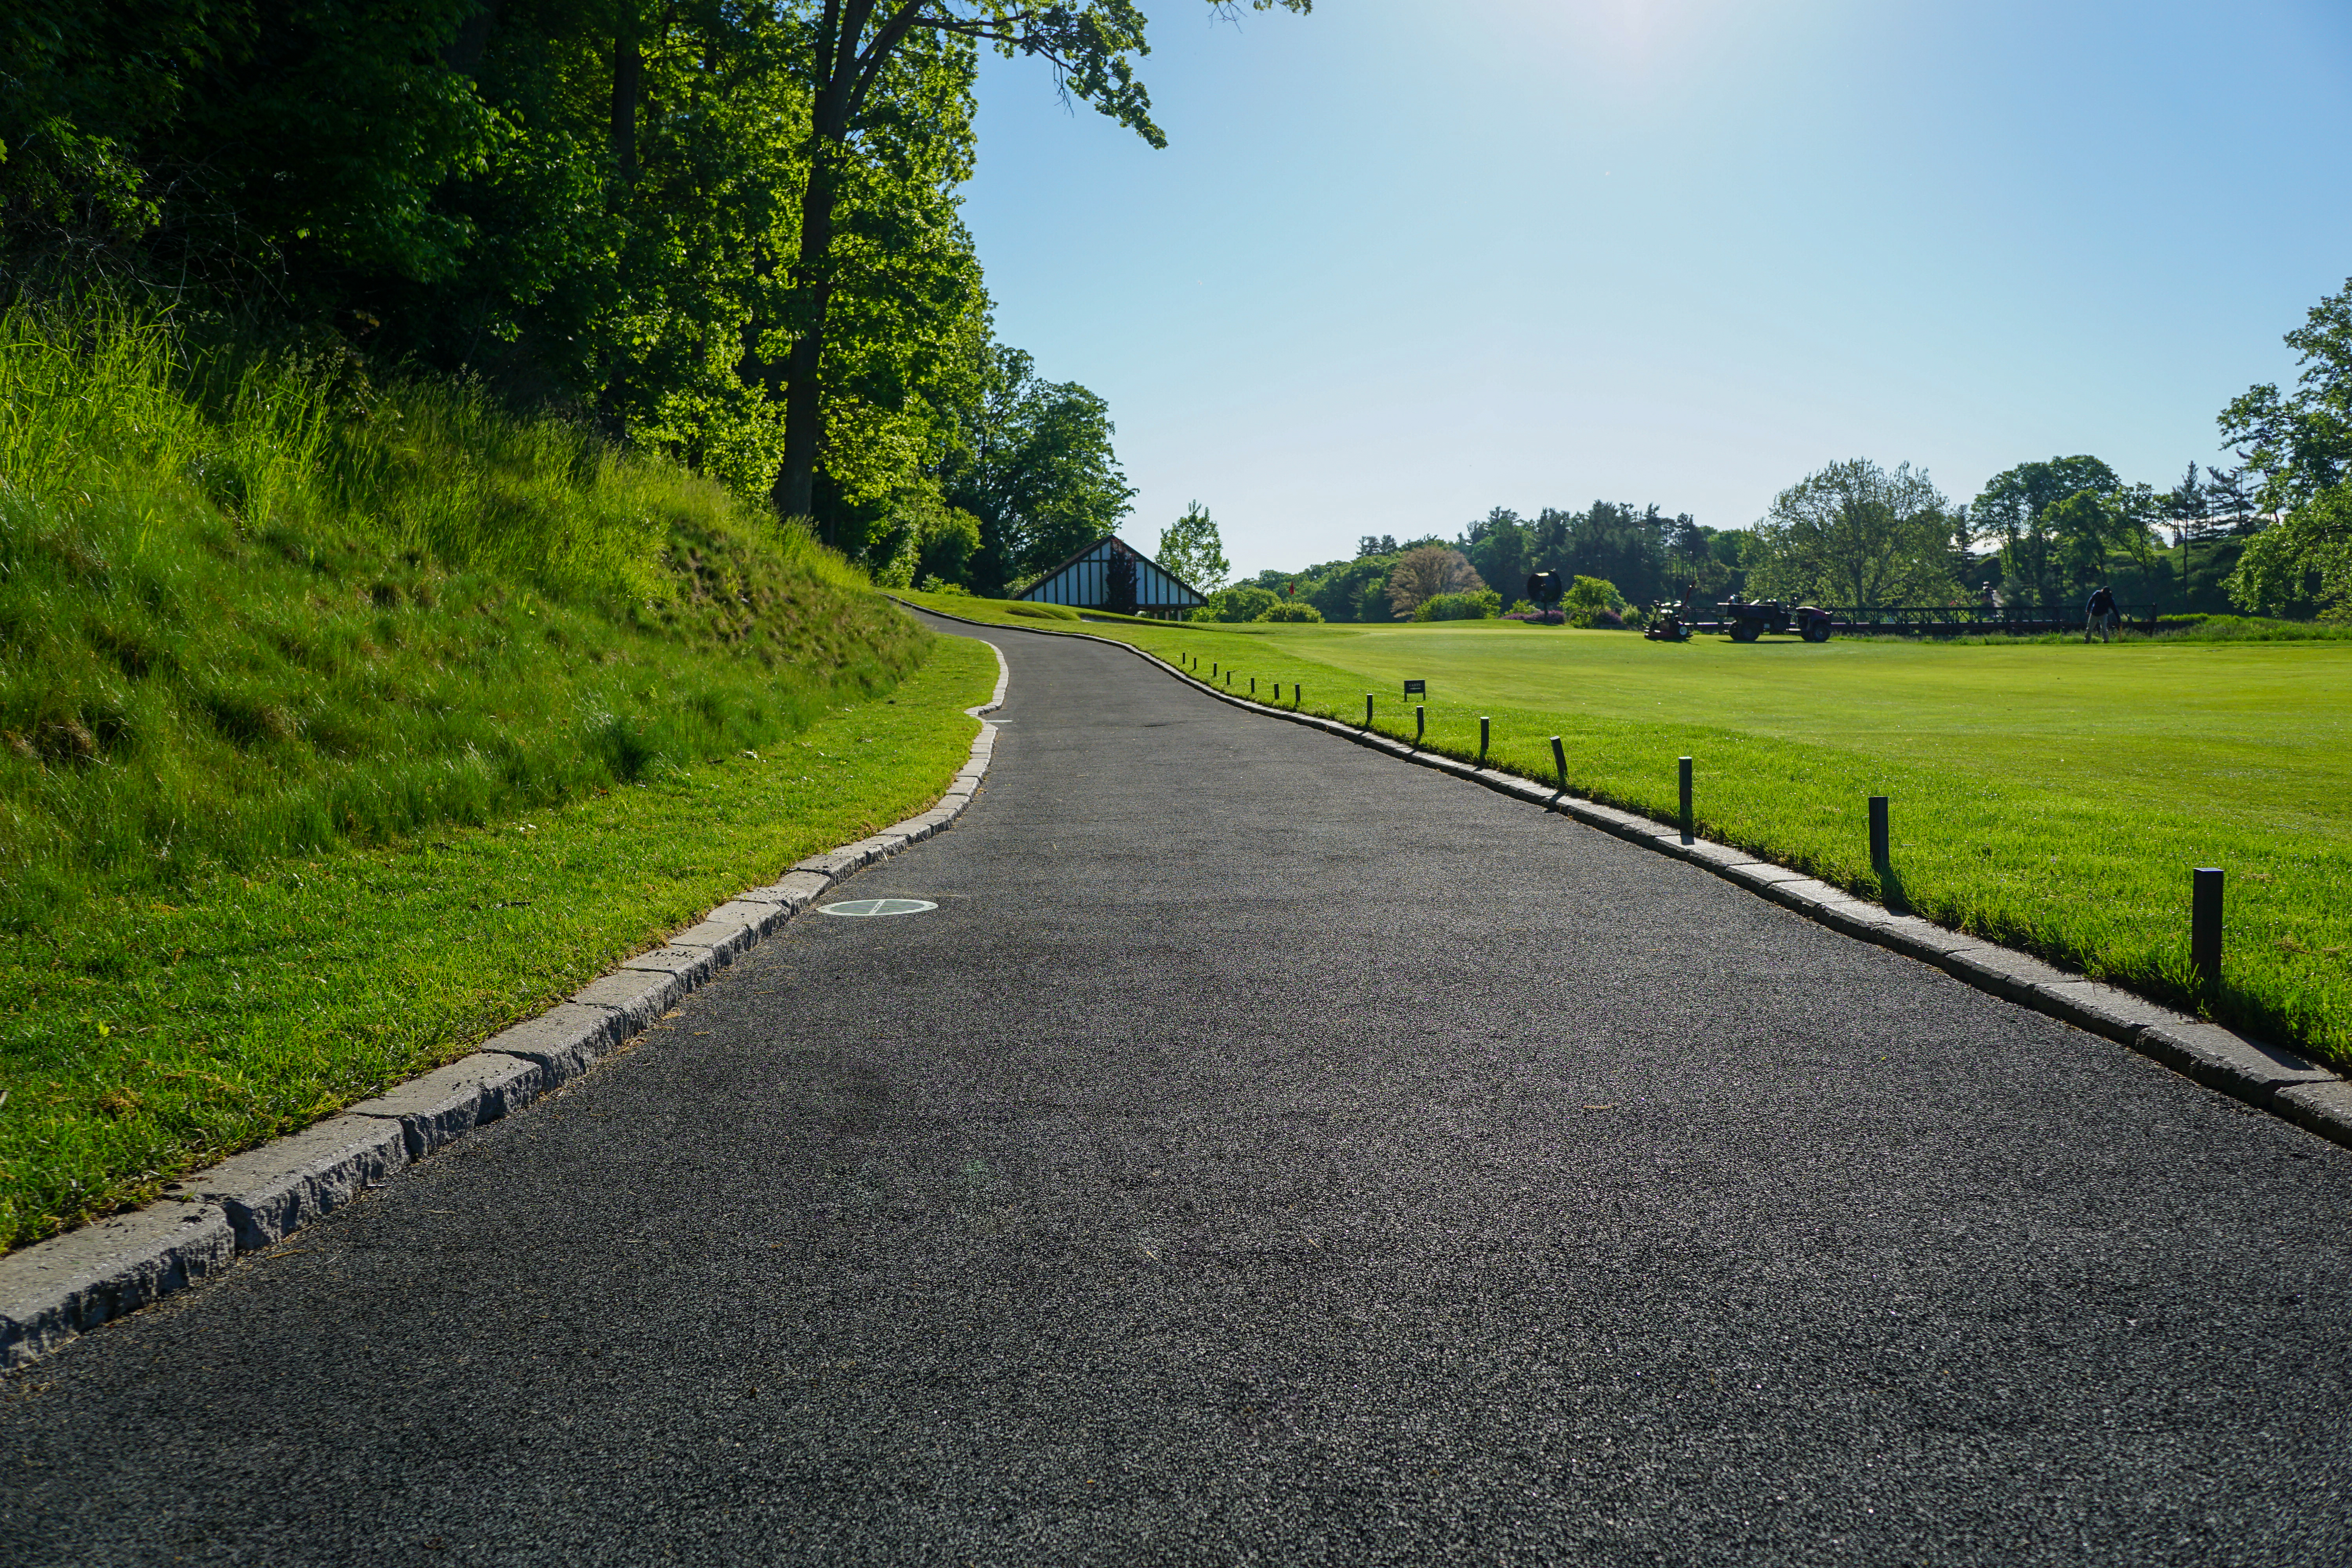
[{"x1": 956, "y1": 0, "x2": 2352, "y2": 579}]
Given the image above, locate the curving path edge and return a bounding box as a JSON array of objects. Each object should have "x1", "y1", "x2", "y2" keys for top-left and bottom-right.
[
  {"x1": 898, "y1": 597, "x2": 2352, "y2": 1154},
  {"x1": 0, "y1": 637, "x2": 1013, "y2": 1369}
]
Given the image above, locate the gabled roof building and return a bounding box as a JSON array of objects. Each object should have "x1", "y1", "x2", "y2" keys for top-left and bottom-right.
[{"x1": 1016, "y1": 535, "x2": 1207, "y2": 620}]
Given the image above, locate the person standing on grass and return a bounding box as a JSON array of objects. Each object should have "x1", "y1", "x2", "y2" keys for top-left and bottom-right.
[{"x1": 2084, "y1": 583, "x2": 2120, "y2": 642}]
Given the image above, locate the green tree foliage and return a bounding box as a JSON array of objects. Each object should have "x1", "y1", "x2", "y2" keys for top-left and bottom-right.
[
  {"x1": 1385, "y1": 544, "x2": 1483, "y2": 617},
  {"x1": 768, "y1": 0, "x2": 1311, "y2": 519},
  {"x1": 2223, "y1": 278, "x2": 2352, "y2": 617},
  {"x1": 1156, "y1": 500, "x2": 1229, "y2": 594},
  {"x1": 1410, "y1": 588, "x2": 1501, "y2": 622},
  {"x1": 937, "y1": 343, "x2": 1132, "y2": 595},
  {"x1": 1562, "y1": 574, "x2": 1627, "y2": 627},
  {"x1": 0, "y1": 0, "x2": 1179, "y2": 560},
  {"x1": 1197, "y1": 584, "x2": 1278, "y2": 622},
  {"x1": 1255, "y1": 599, "x2": 1321, "y2": 622},
  {"x1": 1456, "y1": 503, "x2": 1702, "y2": 607},
  {"x1": 1748, "y1": 459, "x2": 1961, "y2": 607},
  {"x1": 1969, "y1": 456, "x2": 2123, "y2": 602}
]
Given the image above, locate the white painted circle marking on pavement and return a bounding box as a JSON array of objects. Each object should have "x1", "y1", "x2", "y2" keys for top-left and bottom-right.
[{"x1": 818, "y1": 898, "x2": 938, "y2": 918}]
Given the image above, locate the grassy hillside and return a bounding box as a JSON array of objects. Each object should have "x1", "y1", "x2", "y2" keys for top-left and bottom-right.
[
  {"x1": 901, "y1": 590, "x2": 2352, "y2": 1065},
  {"x1": 0, "y1": 305, "x2": 990, "y2": 1249}
]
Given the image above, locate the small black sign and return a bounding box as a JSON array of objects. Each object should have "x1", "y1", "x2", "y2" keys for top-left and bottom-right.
[{"x1": 1403, "y1": 679, "x2": 1427, "y2": 697}]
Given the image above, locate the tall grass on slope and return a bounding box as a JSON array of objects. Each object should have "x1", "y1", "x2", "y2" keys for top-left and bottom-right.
[{"x1": 0, "y1": 301, "x2": 919, "y2": 929}]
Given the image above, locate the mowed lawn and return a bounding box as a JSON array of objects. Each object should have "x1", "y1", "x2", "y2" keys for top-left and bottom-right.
[
  {"x1": 0, "y1": 633, "x2": 999, "y2": 1251},
  {"x1": 904, "y1": 592, "x2": 2352, "y2": 1063}
]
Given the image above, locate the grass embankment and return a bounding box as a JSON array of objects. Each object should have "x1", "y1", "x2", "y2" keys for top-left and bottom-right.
[
  {"x1": 0, "y1": 306, "x2": 989, "y2": 1250},
  {"x1": 901, "y1": 589, "x2": 2352, "y2": 1065}
]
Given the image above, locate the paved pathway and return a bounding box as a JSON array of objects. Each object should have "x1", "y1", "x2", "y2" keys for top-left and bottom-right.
[{"x1": 5, "y1": 615, "x2": 2350, "y2": 1565}]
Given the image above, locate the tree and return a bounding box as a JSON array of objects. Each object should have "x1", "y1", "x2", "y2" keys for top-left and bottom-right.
[
  {"x1": 938, "y1": 343, "x2": 1132, "y2": 595},
  {"x1": 1456, "y1": 506, "x2": 1530, "y2": 595},
  {"x1": 2221, "y1": 277, "x2": 2352, "y2": 617},
  {"x1": 1563, "y1": 575, "x2": 1627, "y2": 628},
  {"x1": 1157, "y1": 501, "x2": 1230, "y2": 594},
  {"x1": 1385, "y1": 545, "x2": 1483, "y2": 617},
  {"x1": 1103, "y1": 538, "x2": 1138, "y2": 614},
  {"x1": 772, "y1": 0, "x2": 1312, "y2": 523},
  {"x1": 1199, "y1": 584, "x2": 1278, "y2": 622},
  {"x1": 1748, "y1": 459, "x2": 1960, "y2": 607},
  {"x1": 1969, "y1": 456, "x2": 2122, "y2": 604}
]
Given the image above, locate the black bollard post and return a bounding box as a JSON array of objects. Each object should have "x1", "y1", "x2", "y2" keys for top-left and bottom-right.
[
  {"x1": 1551, "y1": 736, "x2": 1567, "y2": 791},
  {"x1": 1479, "y1": 715, "x2": 1490, "y2": 766},
  {"x1": 1679, "y1": 756, "x2": 1693, "y2": 844},
  {"x1": 1250, "y1": 677, "x2": 1256, "y2": 695},
  {"x1": 1365, "y1": 694, "x2": 1374, "y2": 727},
  {"x1": 1416, "y1": 705, "x2": 1425, "y2": 743},
  {"x1": 2192, "y1": 867, "x2": 2224, "y2": 987},
  {"x1": 1869, "y1": 795, "x2": 1890, "y2": 867}
]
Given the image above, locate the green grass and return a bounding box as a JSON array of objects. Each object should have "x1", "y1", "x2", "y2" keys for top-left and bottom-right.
[
  {"x1": 901, "y1": 589, "x2": 2352, "y2": 1065},
  {"x1": 1, "y1": 302, "x2": 924, "y2": 924},
  {"x1": 0, "y1": 639, "x2": 995, "y2": 1250},
  {"x1": 0, "y1": 302, "x2": 994, "y2": 1250}
]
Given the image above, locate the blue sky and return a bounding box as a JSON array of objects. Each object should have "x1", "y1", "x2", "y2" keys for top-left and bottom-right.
[{"x1": 958, "y1": 0, "x2": 2352, "y2": 579}]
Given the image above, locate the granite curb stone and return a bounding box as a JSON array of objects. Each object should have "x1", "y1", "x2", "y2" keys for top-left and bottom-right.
[
  {"x1": 895, "y1": 599, "x2": 2352, "y2": 1159},
  {"x1": 0, "y1": 633, "x2": 1013, "y2": 1368},
  {"x1": 665, "y1": 918, "x2": 761, "y2": 959},
  {"x1": 573, "y1": 967, "x2": 684, "y2": 1032},
  {"x1": 0, "y1": 1204, "x2": 236, "y2": 1367},
  {"x1": 2034, "y1": 980, "x2": 2181, "y2": 1045},
  {"x1": 2135, "y1": 1022, "x2": 2336, "y2": 1108},
  {"x1": 617, "y1": 945, "x2": 721, "y2": 985},
  {"x1": 2274, "y1": 1080, "x2": 2352, "y2": 1149},
  {"x1": 479, "y1": 1002, "x2": 628, "y2": 1084},
  {"x1": 345, "y1": 1053, "x2": 545, "y2": 1161},
  {"x1": 737, "y1": 870, "x2": 834, "y2": 908},
  {"x1": 162, "y1": 1115, "x2": 408, "y2": 1253}
]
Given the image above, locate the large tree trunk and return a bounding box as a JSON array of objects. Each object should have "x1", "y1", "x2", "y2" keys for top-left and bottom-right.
[
  {"x1": 612, "y1": 2, "x2": 641, "y2": 189},
  {"x1": 775, "y1": 1, "x2": 887, "y2": 537},
  {"x1": 774, "y1": 154, "x2": 838, "y2": 528}
]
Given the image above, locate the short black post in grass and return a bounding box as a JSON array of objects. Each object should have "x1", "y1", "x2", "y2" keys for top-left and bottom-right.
[
  {"x1": 1365, "y1": 693, "x2": 1375, "y2": 728},
  {"x1": 1551, "y1": 735, "x2": 1567, "y2": 791},
  {"x1": 1294, "y1": 683, "x2": 1302, "y2": 710},
  {"x1": 1416, "y1": 704, "x2": 1425, "y2": 743},
  {"x1": 1479, "y1": 715, "x2": 1490, "y2": 766},
  {"x1": 2193, "y1": 867, "x2": 2225, "y2": 987},
  {"x1": 1212, "y1": 662, "x2": 1218, "y2": 679},
  {"x1": 1250, "y1": 677, "x2": 1256, "y2": 696},
  {"x1": 1679, "y1": 756, "x2": 1694, "y2": 844},
  {"x1": 1869, "y1": 795, "x2": 1890, "y2": 868}
]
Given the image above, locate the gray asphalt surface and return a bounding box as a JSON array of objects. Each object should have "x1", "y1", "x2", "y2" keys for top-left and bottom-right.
[{"x1": 5, "y1": 612, "x2": 2351, "y2": 1566}]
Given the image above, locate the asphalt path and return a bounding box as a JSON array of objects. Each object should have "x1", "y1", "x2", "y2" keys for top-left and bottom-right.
[{"x1": 5, "y1": 612, "x2": 2351, "y2": 1566}]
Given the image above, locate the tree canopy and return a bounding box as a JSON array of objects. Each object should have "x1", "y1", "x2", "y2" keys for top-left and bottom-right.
[
  {"x1": 0, "y1": 0, "x2": 1300, "y2": 581},
  {"x1": 1747, "y1": 459, "x2": 1960, "y2": 607},
  {"x1": 2222, "y1": 277, "x2": 2352, "y2": 617}
]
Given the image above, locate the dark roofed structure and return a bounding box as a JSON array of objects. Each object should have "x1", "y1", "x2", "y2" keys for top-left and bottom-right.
[{"x1": 1016, "y1": 535, "x2": 1206, "y2": 620}]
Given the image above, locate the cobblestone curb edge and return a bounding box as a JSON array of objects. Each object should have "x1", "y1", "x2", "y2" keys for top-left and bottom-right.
[
  {"x1": 0, "y1": 638, "x2": 1012, "y2": 1369},
  {"x1": 899, "y1": 600, "x2": 2352, "y2": 1154}
]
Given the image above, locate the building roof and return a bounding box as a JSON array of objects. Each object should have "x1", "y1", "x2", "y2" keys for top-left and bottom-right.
[{"x1": 1015, "y1": 534, "x2": 1207, "y2": 611}]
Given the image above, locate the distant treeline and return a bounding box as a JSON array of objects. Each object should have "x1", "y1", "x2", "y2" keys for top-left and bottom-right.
[{"x1": 1231, "y1": 444, "x2": 2313, "y2": 624}]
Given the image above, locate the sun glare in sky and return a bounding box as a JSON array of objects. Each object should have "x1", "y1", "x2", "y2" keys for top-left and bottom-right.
[{"x1": 964, "y1": 0, "x2": 2352, "y2": 575}]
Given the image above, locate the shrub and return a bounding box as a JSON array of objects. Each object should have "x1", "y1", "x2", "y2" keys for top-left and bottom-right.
[
  {"x1": 1564, "y1": 575, "x2": 1628, "y2": 628},
  {"x1": 1387, "y1": 545, "x2": 1484, "y2": 617},
  {"x1": 916, "y1": 575, "x2": 973, "y2": 595},
  {"x1": 1412, "y1": 589, "x2": 1503, "y2": 622},
  {"x1": 1255, "y1": 600, "x2": 1323, "y2": 622},
  {"x1": 1196, "y1": 584, "x2": 1279, "y2": 622}
]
